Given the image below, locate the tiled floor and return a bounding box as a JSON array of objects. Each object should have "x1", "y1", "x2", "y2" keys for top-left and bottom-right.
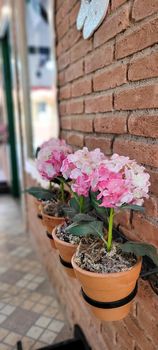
[{"x1": 0, "y1": 195, "x2": 71, "y2": 350}]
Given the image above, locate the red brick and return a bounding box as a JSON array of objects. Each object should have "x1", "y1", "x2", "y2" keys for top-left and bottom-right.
[
  {"x1": 56, "y1": 16, "x2": 69, "y2": 40},
  {"x1": 85, "y1": 94, "x2": 113, "y2": 113},
  {"x1": 132, "y1": 213, "x2": 158, "y2": 247},
  {"x1": 58, "y1": 71, "x2": 65, "y2": 86},
  {"x1": 94, "y1": 3, "x2": 130, "y2": 48},
  {"x1": 85, "y1": 136, "x2": 113, "y2": 155},
  {"x1": 114, "y1": 210, "x2": 131, "y2": 229},
  {"x1": 71, "y1": 39, "x2": 92, "y2": 63},
  {"x1": 132, "y1": 0, "x2": 158, "y2": 21},
  {"x1": 72, "y1": 116, "x2": 93, "y2": 132},
  {"x1": 72, "y1": 77, "x2": 92, "y2": 97},
  {"x1": 128, "y1": 52, "x2": 158, "y2": 81},
  {"x1": 128, "y1": 113, "x2": 158, "y2": 138},
  {"x1": 113, "y1": 138, "x2": 158, "y2": 167},
  {"x1": 56, "y1": 1, "x2": 76, "y2": 25},
  {"x1": 85, "y1": 43, "x2": 114, "y2": 74},
  {"x1": 114, "y1": 84, "x2": 158, "y2": 110},
  {"x1": 59, "y1": 102, "x2": 67, "y2": 116},
  {"x1": 56, "y1": 42, "x2": 63, "y2": 57},
  {"x1": 67, "y1": 99, "x2": 84, "y2": 114},
  {"x1": 58, "y1": 51, "x2": 70, "y2": 71},
  {"x1": 93, "y1": 64, "x2": 127, "y2": 91},
  {"x1": 94, "y1": 113, "x2": 127, "y2": 134},
  {"x1": 69, "y1": 2, "x2": 80, "y2": 26},
  {"x1": 59, "y1": 85, "x2": 71, "y2": 100},
  {"x1": 56, "y1": 0, "x2": 63, "y2": 11},
  {"x1": 68, "y1": 26, "x2": 81, "y2": 49},
  {"x1": 111, "y1": 0, "x2": 127, "y2": 10},
  {"x1": 136, "y1": 303, "x2": 158, "y2": 348},
  {"x1": 114, "y1": 327, "x2": 135, "y2": 350},
  {"x1": 60, "y1": 117, "x2": 72, "y2": 130},
  {"x1": 148, "y1": 169, "x2": 158, "y2": 196},
  {"x1": 65, "y1": 60, "x2": 83, "y2": 82},
  {"x1": 137, "y1": 280, "x2": 158, "y2": 321},
  {"x1": 124, "y1": 316, "x2": 156, "y2": 350},
  {"x1": 59, "y1": 26, "x2": 81, "y2": 54},
  {"x1": 119, "y1": 225, "x2": 142, "y2": 242},
  {"x1": 144, "y1": 196, "x2": 158, "y2": 218},
  {"x1": 66, "y1": 133, "x2": 84, "y2": 147},
  {"x1": 116, "y1": 18, "x2": 158, "y2": 59}
]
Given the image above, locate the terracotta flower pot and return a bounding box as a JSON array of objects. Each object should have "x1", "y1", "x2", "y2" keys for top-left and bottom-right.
[
  {"x1": 42, "y1": 211, "x2": 65, "y2": 233},
  {"x1": 34, "y1": 199, "x2": 44, "y2": 219},
  {"x1": 52, "y1": 227, "x2": 78, "y2": 278},
  {"x1": 71, "y1": 255, "x2": 142, "y2": 321}
]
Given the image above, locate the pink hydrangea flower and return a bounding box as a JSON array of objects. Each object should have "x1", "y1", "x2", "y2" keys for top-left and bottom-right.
[
  {"x1": 71, "y1": 174, "x2": 91, "y2": 197},
  {"x1": 61, "y1": 147, "x2": 106, "y2": 196},
  {"x1": 90, "y1": 154, "x2": 150, "y2": 208},
  {"x1": 36, "y1": 140, "x2": 72, "y2": 181}
]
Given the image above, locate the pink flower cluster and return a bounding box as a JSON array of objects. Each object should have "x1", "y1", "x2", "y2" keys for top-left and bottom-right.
[
  {"x1": 91, "y1": 154, "x2": 150, "y2": 208},
  {"x1": 36, "y1": 138, "x2": 72, "y2": 181},
  {"x1": 61, "y1": 147, "x2": 106, "y2": 196}
]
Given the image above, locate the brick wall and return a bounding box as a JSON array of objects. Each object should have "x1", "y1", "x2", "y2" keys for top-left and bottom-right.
[
  {"x1": 55, "y1": 0, "x2": 158, "y2": 249},
  {"x1": 26, "y1": 2, "x2": 158, "y2": 350}
]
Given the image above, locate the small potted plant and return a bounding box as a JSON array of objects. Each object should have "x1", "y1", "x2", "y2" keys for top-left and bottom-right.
[
  {"x1": 71, "y1": 153, "x2": 158, "y2": 321},
  {"x1": 52, "y1": 147, "x2": 106, "y2": 276},
  {"x1": 25, "y1": 138, "x2": 72, "y2": 248}
]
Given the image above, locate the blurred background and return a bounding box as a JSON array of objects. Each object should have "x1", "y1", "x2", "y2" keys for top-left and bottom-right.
[{"x1": 0, "y1": 0, "x2": 59, "y2": 202}]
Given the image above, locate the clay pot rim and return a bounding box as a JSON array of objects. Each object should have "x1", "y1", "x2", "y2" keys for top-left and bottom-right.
[
  {"x1": 42, "y1": 210, "x2": 65, "y2": 221},
  {"x1": 71, "y1": 254, "x2": 142, "y2": 278},
  {"x1": 52, "y1": 227, "x2": 78, "y2": 249}
]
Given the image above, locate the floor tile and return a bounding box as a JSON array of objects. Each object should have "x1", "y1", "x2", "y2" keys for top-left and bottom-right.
[
  {"x1": 39, "y1": 329, "x2": 57, "y2": 344},
  {"x1": 19, "y1": 336, "x2": 35, "y2": 350},
  {"x1": 0, "y1": 314, "x2": 7, "y2": 324},
  {"x1": 35, "y1": 316, "x2": 52, "y2": 328},
  {"x1": 2, "y1": 308, "x2": 39, "y2": 335},
  {"x1": 48, "y1": 319, "x2": 64, "y2": 333},
  {"x1": 0, "y1": 195, "x2": 69, "y2": 349},
  {"x1": 32, "y1": 303, "x2": 46, "y2": 313},
  {"x1": 1, "y1": 305, "x2": 16, "y2": 316},
  {"x1": 0, "y1": 269, "x2": 23, "y2": 284},
  {"x1": 0, "y1": 327, "x2": 9, "y2": 341},
  {"x1": 3, "y1": 331, "x2": 21, "y2": 346},
  {"x1": 27, "y1": 325, "x2": 43, "y2": 340}
]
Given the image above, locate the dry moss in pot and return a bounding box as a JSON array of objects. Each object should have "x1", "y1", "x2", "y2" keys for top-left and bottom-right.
[{"x1": 52, "y1": 221, "x2": 80, "y2": 278}]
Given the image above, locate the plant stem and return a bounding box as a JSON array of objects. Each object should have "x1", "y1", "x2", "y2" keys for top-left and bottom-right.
[
  {"x1": 60, "y1": 180, "x2": 65, "y2": 202},
  {"x1": 79, "y1": 196, "x2": 84, "y2": 213},
  {"x1": 107, "y1": 208, "x2": 114, "y2": 252}
]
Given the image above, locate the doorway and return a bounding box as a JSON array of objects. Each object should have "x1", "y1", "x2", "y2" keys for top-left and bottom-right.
[{"x1": 0, "y1": 29, "x2": 20, "y2": 197}]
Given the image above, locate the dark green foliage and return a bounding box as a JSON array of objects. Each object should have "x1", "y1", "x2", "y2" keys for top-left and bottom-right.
[{"x1": 120, "y1": 242, "x2": 158, "y2": 266}]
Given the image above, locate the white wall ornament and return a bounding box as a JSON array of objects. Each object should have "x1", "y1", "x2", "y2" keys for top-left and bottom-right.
[{"x1": 76, "y1": 0, "x2": 110, "y2": 40}]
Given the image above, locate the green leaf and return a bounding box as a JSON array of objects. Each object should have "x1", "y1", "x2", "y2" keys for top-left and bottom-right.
[
  {"x1": 82, "y1": 197, "x2": 92, "y2": 213},
  {"x1": 65, "y1": 220, "x2": 103, "y2": 237},
  {"x1": 90, "y1": 191, "x2": 109, "y2": 219},
  {"x1": 119, "y1": 242, "x2": 158, "y2": 266},
  {"x1": 62, "y1": 205, "x2": 77, "y2": 218},
  {"x1": 72, "y1": 213, "x2": 96, "y2": 223},
  {"x1": 121, "y1": 204, "x2": 145, "y2": 212},
  {"x1": 23, "y1": 187, "x2": 56, "y2": 201},
  {"x1": 69, "y1": 197, "x2": 80, "y2": 212}
]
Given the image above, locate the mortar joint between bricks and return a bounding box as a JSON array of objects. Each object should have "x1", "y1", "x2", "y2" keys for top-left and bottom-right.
[
  {"x1": 126, "y1": 111, "x2": 132, "y2": 133},
  {"x1": 110, "y1": 135, "x2": 115, "y2": 154}
]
